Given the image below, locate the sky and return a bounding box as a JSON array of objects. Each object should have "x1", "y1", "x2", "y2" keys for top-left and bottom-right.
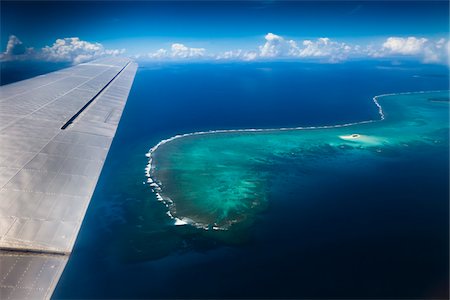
[{"x1": 1, "y1": 1, "x2": 449, "y2": 64}]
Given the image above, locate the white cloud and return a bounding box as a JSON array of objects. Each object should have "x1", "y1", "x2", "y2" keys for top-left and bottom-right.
[
  {"x1": 382, "y1": 37, "x2": 427, "y2": 55},
  {"x1": 259, "y1": 33, "x2": 298, "y2": 57},
  {"x1": 41, "y1": 37, "x2": 125, "y2": 64},
  {"x1": 148, "y1": 48, "x2": 168, "y2": 59},
  {"x1": 258, "y1": 33, "x2": 305, "y2": 58},
  {"x1": 3, "y1": 33, "x2": 448, "y2": 65},
  {"x1": 5, "y1": 35, "x2": 27, "y2": 55},
  {"x1": 215, "y1": 49, "x2": 243, "y2": 60},
  {"x1": 254, "y1": 33, "x2": 448, "y2": 64},
  {"x1": 243, "y1": 51, "x2": 258, "y2": 61},
  {"x1": 298, "y1": 38, "x2": 353, "y2": 62},
  {"x1": 1, "y1": 36, "x2": 124, "y2": 64},
  {"x1": 215, "y1": 49, "x2": 258, "y2": 61},
  {"x1": 171, "y1": 43, "x2": 205, "y2": 58},
  {"x1": 146, "y1": 43, "x2": 206, "y2": 59},
  {"x1": 0, "y1": 35, "x2": 34, "y2": 61},
  {"x1": 372, "y1": 36, "x2": 449, "y2": 64},
  {"x1": 255, "y1": 33, "x2": 353, "y2": 62}
]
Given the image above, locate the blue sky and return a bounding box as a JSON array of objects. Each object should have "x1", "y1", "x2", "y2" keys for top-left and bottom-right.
[{"x1": 1, "y1": 1, "x2": 449, "y2": 63}]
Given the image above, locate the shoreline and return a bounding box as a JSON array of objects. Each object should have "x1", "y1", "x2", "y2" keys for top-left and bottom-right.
[{"x1": 144, "y1": 89, "x2": 447, "y2": 229}]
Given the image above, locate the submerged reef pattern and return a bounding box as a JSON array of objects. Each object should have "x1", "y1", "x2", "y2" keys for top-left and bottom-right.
[{"x1": 146, "y1": 91, "x2": 449, "y2": 230}]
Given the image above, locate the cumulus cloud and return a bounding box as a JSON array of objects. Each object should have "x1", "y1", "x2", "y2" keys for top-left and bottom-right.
[
  {"x1": 215, "y1": 49, "x2": 242, "y2": 60},
  {"x1": 147, "y1": 48, "x2": 168, "y2": 59},
  {"x1": 1, "y1": 35, "x2": 125, "y2": 64},
  {"x1": 146, "y1": 43, "x2": 206, "y2": 59},
  {"x1": 255, "y1": 33, "x2": 353, "y2": 62},
  {"x1": 298, "y1": 38, "x2": 353, "y2": 62},
  {"x1": 41, "y1": 37, "x2": 125, "y2": 64},
  {"x1": 0, "y1": 35, "x2": 34, "y2": 61},
  {"x1": 371, "y1": 36, "x2": 449, "y2": 64},
  {"x1": 171, "y1": 43, "x2": 205, "y2": 58},
  {"x1": 259, "y1": 33, "x2": 300, "y2": 57},
  {"x1": 382, "y1": 36, "x2": 427, "y2": 55},
  {"x1": 138, "y1": 34, "x2": 357, "y2": 62},
  {"x1": 3, "y1": 33, "x2": 448, "y2": 65},
  {"x1": 253, "y1": 33, "x2": 448, "y2": 64},
  {"x1": 243, "y1": 51, "x2": 258, "y2": 61},
  {"x1": 5, "y1": 35, "x2": 27, "y2": 55},
  {"x1": 215, "y1": 49, "x2": 258, "y2": 61}
]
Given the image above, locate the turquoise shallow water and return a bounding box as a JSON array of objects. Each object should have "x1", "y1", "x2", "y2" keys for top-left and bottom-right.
[{"x1": 149, "y1": 91, "x2": 449, "y2": 229}]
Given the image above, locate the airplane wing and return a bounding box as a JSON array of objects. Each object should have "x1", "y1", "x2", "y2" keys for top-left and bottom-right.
[{"x1": 0, "y1": 57, "x2": 138, "y2": 299}]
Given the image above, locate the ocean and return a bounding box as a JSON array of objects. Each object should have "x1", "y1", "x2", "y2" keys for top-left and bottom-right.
[{"x1": 3, "y1": 60, "x2": 449, "y2": 298}]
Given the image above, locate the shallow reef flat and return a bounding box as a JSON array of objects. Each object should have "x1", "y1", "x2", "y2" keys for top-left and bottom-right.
[{"x1": 147, "y1": 90, "x2": 449, "y2": 229}]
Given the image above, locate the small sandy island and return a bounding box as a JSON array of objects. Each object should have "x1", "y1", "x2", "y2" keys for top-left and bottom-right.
[
  {"x1": 339, "y1": 133, "x2": 361, "y2": 140},
  {"x1": 339, "y1": 133, "x2": 385, "y2": 146}
]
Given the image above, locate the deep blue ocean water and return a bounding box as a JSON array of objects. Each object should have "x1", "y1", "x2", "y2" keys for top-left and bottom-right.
[{"x1": 2, "y1": 61, "x2": 449, "y2": 298}]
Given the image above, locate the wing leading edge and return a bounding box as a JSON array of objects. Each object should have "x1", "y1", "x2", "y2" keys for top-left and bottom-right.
[{"x1": 0, "y1": 57, "x2": 138, "y2": 299}]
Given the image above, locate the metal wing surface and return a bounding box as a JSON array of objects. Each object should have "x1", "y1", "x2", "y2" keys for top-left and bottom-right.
[{"x1": 0, "y1": 57, "x2": 138, "y2": 299}]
